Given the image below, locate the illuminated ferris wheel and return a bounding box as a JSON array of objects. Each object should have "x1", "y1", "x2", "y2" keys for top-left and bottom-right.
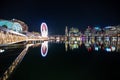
[
  {"x1": 41, "y1": 41, "x2": 48, "y2": 57},
  {"x1": 40, "y1": 22, "x2": 48, "y2": 37}
]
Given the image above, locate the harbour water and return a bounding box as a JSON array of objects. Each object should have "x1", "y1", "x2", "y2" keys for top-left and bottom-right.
[{"x1": 0, "y1": 40, "x2": 120, "y2": 80}]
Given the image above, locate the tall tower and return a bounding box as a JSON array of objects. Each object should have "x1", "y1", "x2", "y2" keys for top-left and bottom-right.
[{"x1": 65, "y1": 26, "x2": 68, "y2": 36}]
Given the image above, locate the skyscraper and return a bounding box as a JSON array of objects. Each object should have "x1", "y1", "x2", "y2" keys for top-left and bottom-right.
[{"x1": 65, "y1": 26, "x2": 68, "y2": 36}]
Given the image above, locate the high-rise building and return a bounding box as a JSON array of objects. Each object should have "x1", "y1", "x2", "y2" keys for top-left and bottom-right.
[
  {"x1": 84, "y1": 26, "x2": 92, "y2": 37},
  {"x1": 65, "y1": 26, "x2": 68, "y2": 36},
  {"x1": 69, "y1": 27, "x2": 80, "y2": 37}
]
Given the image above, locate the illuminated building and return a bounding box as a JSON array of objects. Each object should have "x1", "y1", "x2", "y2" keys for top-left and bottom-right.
[
  {"x1": 103, "y1": 26, "x2": 117, "y2": 36},
  {"x1": 92, "y1": 27, "x2": 102, "y2": 36},
  {"x1": 84, "y1": 26, "x2": 92, "y2": 37},
  {"x1": 65, "y1": 26, "x2": 69, "y2": 41},
  {"x1": 116, "y1": 25, "x2": 120, "y2": 32},
  {"x1": 69, "y1": 27, "x2": 80, "y2": 36},
  {"x1": 11, "y1": 19, "x2": 28, "y2": 32},
  {"x1": 68, "y1": 27, "x2": 81, "y2": 41},
  {"x1": 65, "y1": 26, "x2": 68, "y2": 36},
  {"x1": 0, "y1": 19, "x2": 28, "y2": 32}
]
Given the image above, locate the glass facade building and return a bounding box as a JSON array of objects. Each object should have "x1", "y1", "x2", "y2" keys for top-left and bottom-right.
[{"x1": 0, "y1": 20, "x2": 23, "y2": 32}]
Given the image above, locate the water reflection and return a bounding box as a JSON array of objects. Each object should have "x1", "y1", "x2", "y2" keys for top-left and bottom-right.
[
  {"x1": 0, "y1": 49, "x2": 5, "y2": 53},
  {"x1": 41, "y1": 41, "x2": 48, "y2": 57},
  {"x1": 26, "y1": 41, "x2": 48, "y2": 57},
  {"x1": 65, "y1": 37, "x2": 120, "y2": 52},
  {"x1": 0, "y1": 44, "x2": 31, "y2": 80}
]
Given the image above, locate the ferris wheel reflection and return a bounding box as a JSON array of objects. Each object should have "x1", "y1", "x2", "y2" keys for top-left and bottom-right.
[{"x1": 41, "y1": 41, "x2": 48, "y2": 57}]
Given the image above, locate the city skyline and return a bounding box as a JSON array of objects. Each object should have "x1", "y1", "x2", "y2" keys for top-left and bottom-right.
[
  {"x1": 0, "y1": 0, "x2": 120, "y2": 34},
  {"x1": 0, "y1": 1, "x2": 120, "y2": 79}
]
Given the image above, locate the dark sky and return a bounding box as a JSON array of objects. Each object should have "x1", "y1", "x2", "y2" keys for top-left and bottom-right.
[{"x1": 0, "y1": 0, "x2": 120, "y2": 35}]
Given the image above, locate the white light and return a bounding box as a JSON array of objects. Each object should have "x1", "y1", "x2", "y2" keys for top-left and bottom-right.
[
  {"x1": 0, "y1": 49, "x2": 5, "y2": 53},
  {"x1": 111, "y1": 46, "x2": 116, "y2": 51},
  {"x1": 95, "y1": 47, "x2": 99, "y2": 51},
  {"x1": 74, "y1": 41, "x2": 77, "y2": 44}
]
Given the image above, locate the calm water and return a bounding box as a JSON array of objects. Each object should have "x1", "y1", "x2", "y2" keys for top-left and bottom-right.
[
  {"x1": 0, "y1": 44, "x2": 25, "y2": 77},
  {"x1": 1, "y1": 41, "x2": 120, "y2": 80}
]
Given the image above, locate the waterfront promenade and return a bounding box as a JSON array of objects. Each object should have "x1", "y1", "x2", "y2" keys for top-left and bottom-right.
[
  {"x1": 0, "y1": 27, "x2": 48, "y2": 46},
  {"x1": 0, "y1": 44, "x2": 36, "y2": 80}
]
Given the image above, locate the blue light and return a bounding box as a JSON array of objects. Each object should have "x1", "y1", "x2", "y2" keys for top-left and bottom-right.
[
  {"x1": 105, "y1": 26, "x2": 111, "y2": 29},
  {"x1": 105, "y1": 48, "x2": 111, "y2": 52},
  {"x1": 0, "y1": 20, "x2": 13, "y2": 29},
  {"x1": 95, "y1": 47, "x2": 99, "y2": 51},
  {"x1": 95, "y1": 27, "x2": 99, "y2": 30},
  {"x1": 94, "y1": 26, "x2": 101, "y2": 31}
]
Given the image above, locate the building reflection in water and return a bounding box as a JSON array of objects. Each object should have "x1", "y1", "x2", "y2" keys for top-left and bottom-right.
[
  {"x1": 65, "y1": 40, "x2": 82, "y2": 51},
  {"x1": 41, "y1": 41, "x2": 48, "y2": 57},
  {"x1": 65, "y1": 37, "x2": 120, "y2": 52}
]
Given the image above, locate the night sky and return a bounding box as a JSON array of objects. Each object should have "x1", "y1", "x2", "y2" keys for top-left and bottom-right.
[{"x1": 0, "y1": 0, "x2": 120, "y2": 35}]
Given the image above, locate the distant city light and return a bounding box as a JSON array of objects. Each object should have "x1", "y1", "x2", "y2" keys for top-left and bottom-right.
[
  {"x1": 74, "y1": 41, "x2": 77, "y2": 44},
  {"x1": 104, "y1": 26, "x2": 116, "y2": 30},
  {"x1": 95, "y1": 47, "x2": 99, "y2": 51},
  {"x1": 111, "y1": 46, "x2": 116, "y2": 51},
  {"x1": 105, "y1": 26, "x2": 112, "y2": 29},
  {"x1": 88, "y1": 47, "x2": 92, "y2": 52},
  {"x1": 105, "y1": 37, "x2": 110, "y2": 41},
  {"x1": 94, "y1": 27, "x2": 100, "y2": 30},
  {"x1": 0, "y1": 49, "x2": 5, "y2": 53},
  {"x1": 105, "y1": 47, "x2": 111, "y2": 52}
]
